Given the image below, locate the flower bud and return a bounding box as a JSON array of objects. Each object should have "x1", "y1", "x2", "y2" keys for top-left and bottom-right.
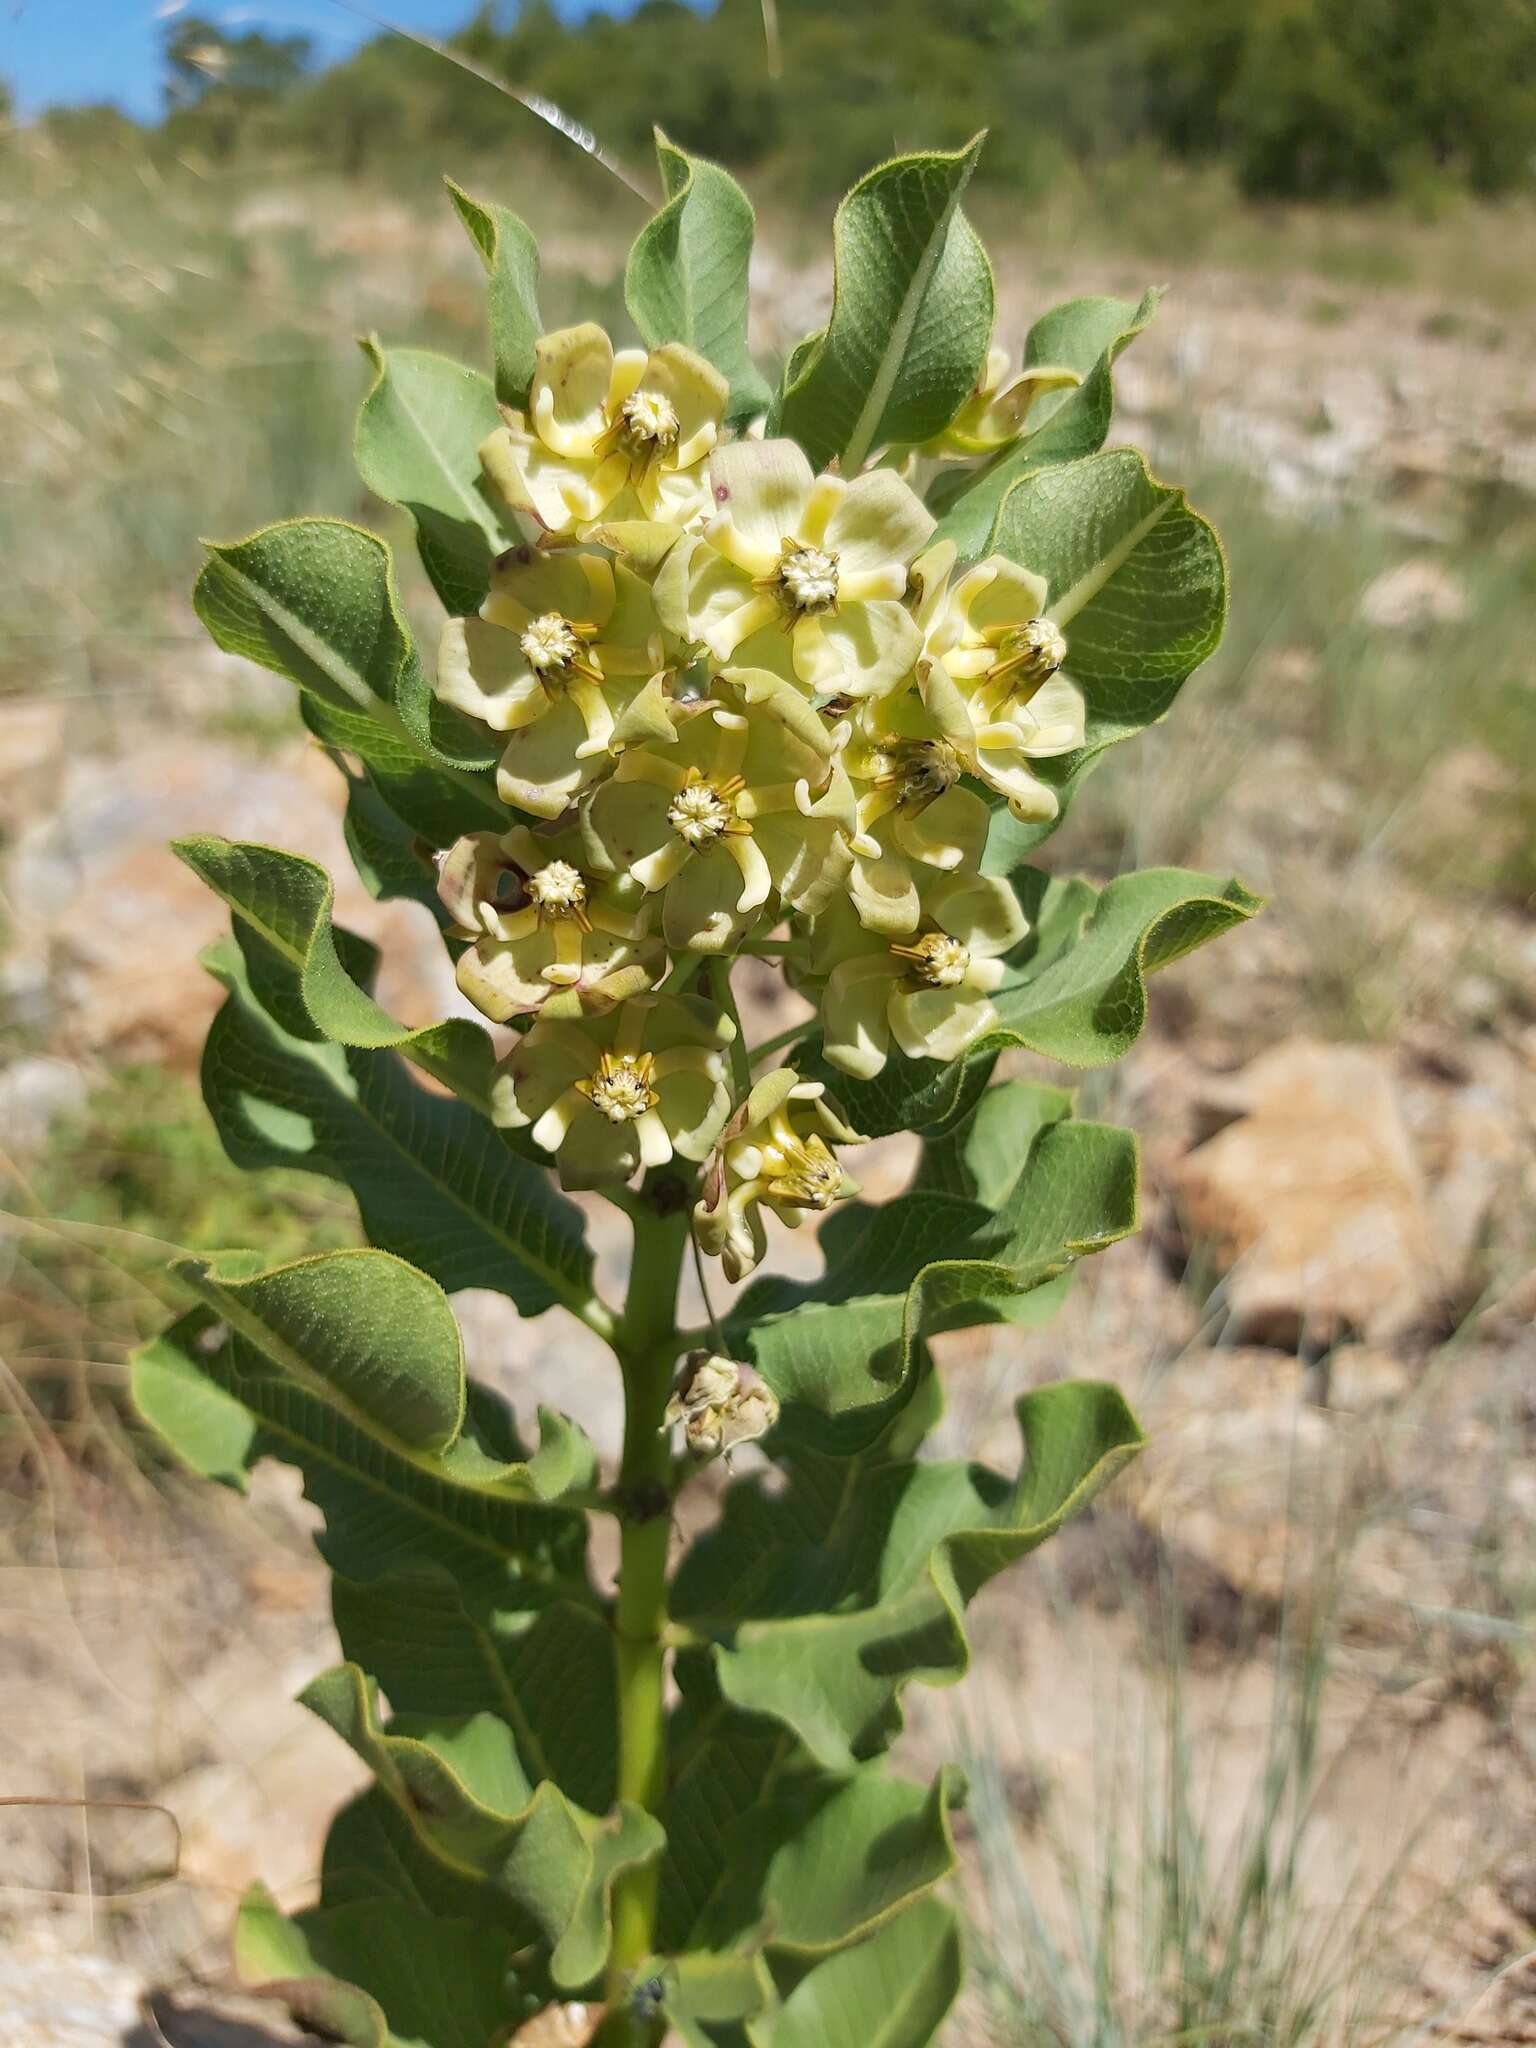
[{"x1": 662, "y1": 1353, "x2": 780, "y2": 1462}]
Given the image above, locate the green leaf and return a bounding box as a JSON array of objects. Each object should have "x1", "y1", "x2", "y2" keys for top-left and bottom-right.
[
  {"x1": 321, "y1": 1786, "x2": 518, "y2": 1931},
  {"x1": 178, "y1": 833, "x2": 423, "y2": 1047},
  {"x1": 133, "y1": 1287, "x2": 600, "y2": 1533},
  {"x1": 236, "y1": 1883, "x2": 523, "y2": 2048},
  {"x1": 173, "y1": 1245, "x2": 465, "y2": 1452},
  {"x1": 665, "y1": 1948, "x2": 775, "y2": 2044},
  {"x1": 193, "y1": 515, "x2": 498, "y2": 775},
  {"x1": 930, "y1": 288, "x2": 1161, "y2": 555},
  {"x1": 660, "y1": 1703, "x2": 962, "y2": 1959},
  {"x1": 673, "y1": 1379, "x2": 1143, "y2": 1770},
  {"x1": 801, "y1": 1042, "x2": 996, "y2": 1143},
  {"x1": 445, "y1": 177, "x2": 543, "y2": 408},
  {"x1": 982, "y1": 865, "x2": 1263, "y2": 1067},
  {"x1": 174, "y1": 835, "x2": 494, "y2": 1102},
  {"x1": 774, "y1": 138, "x2": 994, "y2": 471},
  {"x1": 354, "y1": 338, "x2": 509, "y2": 616},
  {"x1": 749, "y1": 1895, "x2": 961, "y2": 2048},
  {"x1": 626, "y1": 130, "x2": 772, "y2": 428},
  {"x1": 300, "y1": 689, "x2": 504, "y2": 849},
  {"x1": 196, "y1": 935, "x2": 595, "y2": 1319},
  {"x1": 979, "y1": 448, "x2": 1229, "y2": 852},
  {"x1": 331, "y1": 764, "x2": 450, "y2": 919},
  {"x1": 728, "y1": 1092, "x2": 1138, "y2": 1451},
  {"x1": 303, "y1": 1663, "x2": 662, "y2": 1991}
]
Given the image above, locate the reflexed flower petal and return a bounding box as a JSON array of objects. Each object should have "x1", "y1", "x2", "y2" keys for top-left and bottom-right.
[
  {"x1": 824, "y1": 466, "x2": 934, "y2": 575},
  {"x1": 437, "y1": 617, "x2": 546, "y2": 732},
  {"x1": 694, "y1": 1069, "x2": 862, "y2": 1282},
  {"x1": 891, "y1": 784, "x2": 989, "y2": 871},
  {"x1": 822, "y1": 955, "x2": 899, "y2": 1079},
  {"x1": 812, "y1": 599, "x2": 922, "y2": 698},
  {"x1": 706, "y1": 439, "x2": 815, "y2": 573},
  {"x1": 531, "y1": 323, "x2": 615, "y2": 457},
  {"x1": 925, "y1": 869, "x2": 1029, "y2": 956},
  {"x1": 497, "y1": 694, "x2": 601, "y2": 817},
  {"x1": 663, "y1": 847, "x2": 750, "y2": 953},
  {"x1": 1006, "y1": 673, "x2": 1086, "y2": 756},
  {"x1": 642, "y1": 344, "x2": 729, "y2": 465},
  {"x1": 889, "y1": 985, "x2": 997, "y2": 1063}
]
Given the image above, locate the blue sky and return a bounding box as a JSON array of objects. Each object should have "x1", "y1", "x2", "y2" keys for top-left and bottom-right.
[{"x1": 3, "y1": 0, "x2": 653, "y2": 120}]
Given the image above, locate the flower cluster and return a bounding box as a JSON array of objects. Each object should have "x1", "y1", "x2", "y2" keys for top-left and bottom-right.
[{"x1": 435, "y1": 324, "x2": 1083, "y2": 1283}]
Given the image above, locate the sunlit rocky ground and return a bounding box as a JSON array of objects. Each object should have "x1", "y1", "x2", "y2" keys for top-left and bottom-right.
[{"x1": 1, "y1": 133, "x2": 1533, "y2": 2045}]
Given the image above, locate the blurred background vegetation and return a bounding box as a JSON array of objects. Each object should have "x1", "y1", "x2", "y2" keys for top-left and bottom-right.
[{"x1": 37, "y1": 0, "x2": 1536, "y2": 207}]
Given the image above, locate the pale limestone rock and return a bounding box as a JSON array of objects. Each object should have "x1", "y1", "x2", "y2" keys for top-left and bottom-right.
[{"x1": 1171, "y1": 1039, "x2": 1440, "y2": 1345}]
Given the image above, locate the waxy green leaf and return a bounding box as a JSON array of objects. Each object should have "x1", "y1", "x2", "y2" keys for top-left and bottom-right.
[
  {"x1": 930, "y1": 288, "x2": 1161, "y2": 556},
  {"x1": 674, "y1": 1379, "x2": 1143, "y2": 1770},
  {"x1": 175, "y1": 835, "x2": 491, "y2": 1101},
  {"x1": 193, "y1": 515, "x2": 498, "y2": 773},
  {"x1": 135, "y1": 1294, "x2": 602, "y2": 1646},
  {"x1": 750, "y1": 1895, "x2": 962, "y2": 2048},
  {"x1": 304, "y1": 1663, "x2": 662, "y2": 1991},
  {"x1": 445, "y1": 177, "x2": 544, "y2": 408},
  {"x1": 322, "y1": 1786, "x2": 518, "y2": 1931},
  {"x1": 354, "y1": 339, "x2": 510, "y2": 615},
  {"x1": 774, "y1": 138, "x2": 994, "y2": 471},
  {"x1": 983, "y1": 864, "x2": 1263, "y2": 1066},
  {"x1": 979, "y1": 447, "x2": 1229, "y2": 851},
  {"x1": 176, "y1": 1245, "x2": 464, "y2": 1452},
  {"x1": 236, "y1": 1883, "x2": 524, "y2": 2048},
  {"x1": 145, "y1": 1251, "x2": 598, "y2": 1507},
  {"x1": 627, "y1": 130, "x2": 772, "y2": 428},
  {"x1": 659, "y1": 1706, "x2": 961, "y2": 1959},
  {"x1": 729, "y1": 1087, "x2": 1139, "y2": 1451},
  {"x1": 196, "y1": 935, "x2": 594, "y2": 1317}
]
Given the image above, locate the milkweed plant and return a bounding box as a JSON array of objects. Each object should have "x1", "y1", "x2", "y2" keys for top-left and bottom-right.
[{"x1": 132, "y1": 133, "x2": 1257, "y2": 2046}]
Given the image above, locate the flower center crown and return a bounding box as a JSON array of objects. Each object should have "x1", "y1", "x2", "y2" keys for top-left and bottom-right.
[
  {"x1": 618, "y1": 389, "x2": 680, "y2": 450},
  {"x1": 764, "y1": 1130, "x2": 843, "y2": 1211},
  {"x1": 890, "y1": 931, "x2": 971, "y2": 989},
  {"x1": 520, "y1": 612, "x2": 584, "y2": 674},
  {"x1": 525, "y1": 860, "x2": 590, "y2": 923},
  {"x1": 991, "y1": 616, "x2": 1066, "y2": 688},
  {"x1": 667, "y1": 768, "x2": 748, "y2": 848},
  {"x1": 775, "y1": 543, "x2": 840, "y2": 616},
  {"x1": 577, "y1": 1050, "x2": 659, "y2": 1123},
  {"x1": 871, "y1": 735, "x2": 962, "y2": 808}
]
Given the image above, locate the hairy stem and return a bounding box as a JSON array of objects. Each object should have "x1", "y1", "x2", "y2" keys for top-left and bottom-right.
[
  {"x1": 707, "y1": 956, "x2": 753, "y2": 1103},
  {"x1": 604, "y1": 1196, "x2": 690, "y2": 2037},
  {"x1": 749, "y1": 1015, "x2": 815, "y2": 1067}
]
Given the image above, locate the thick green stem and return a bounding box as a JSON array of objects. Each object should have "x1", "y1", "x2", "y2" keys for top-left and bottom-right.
[{"x1": 605, "y1": 1197, "x2": 690, "y2": 2035}]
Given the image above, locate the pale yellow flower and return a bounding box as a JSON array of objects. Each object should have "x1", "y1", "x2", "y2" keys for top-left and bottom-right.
[
  {"x1": 656, "y1": 440, "x2": 934, "y2": 700},
  {"x1": 480, "y1": 324, "x2": 728, "y2": 539},
  {"x1": 916, "y1": 540, "x2": 1086, "y2": 823},
  {"x1": 695, "y1": 1067, "x2": 862, "y2": 1282},
  {"x1": 436, "y1": 824, "x2": 660, "y2": 1020},
  {"x1": 436, "y1": 542, "x2": 671, "y2": 819}
]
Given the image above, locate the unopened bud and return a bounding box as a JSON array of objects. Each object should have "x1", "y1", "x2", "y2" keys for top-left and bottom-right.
[{"x1": 662, "y1": 1351, "x2": 779, "y2": 1462}]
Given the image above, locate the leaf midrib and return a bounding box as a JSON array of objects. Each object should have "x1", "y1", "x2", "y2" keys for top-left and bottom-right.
[
  {"x1": 1047, "y1": 484, "x2": 1174, "y2": 625},
  {"x1": 840, "y1": 176, "x2": 970, "y2": 472},
  {"x1": 209, "y1": 549, "x2": 497, "y2": 806},
  {"x1": 368, "y1": 348, "x2": 502, "y2": 540},
  {"x1": 238, "y1": 989, "x2": 594, "y2": 1324},
  {"x1": 228, "y1": 1356, "x2": 594, "y2": 1593}
]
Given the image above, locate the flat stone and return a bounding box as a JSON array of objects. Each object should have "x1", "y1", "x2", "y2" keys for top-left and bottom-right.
[{"x1": 1171, "y1": 1038, "x2": 1440, "y2": 1345}]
